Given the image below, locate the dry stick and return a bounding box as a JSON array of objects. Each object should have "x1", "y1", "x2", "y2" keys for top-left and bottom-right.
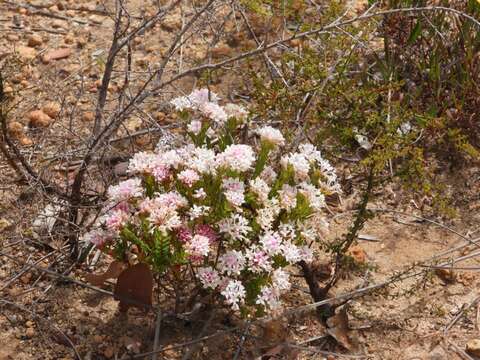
[
  {"x1": 132, "y1": 267, "x2": 426, "y2": 359},
  {"x1": 0, "y1": 250, "x2": 57, "y2": 291},
  {"x1": 444, "y1": 294, "x2": 480, "y2": 335},
  {"x1": 288, "y1": 344, "x2": 367, "y2": 359},
  {"x1": 181, "y1": 310, "x2": 215, "y2": 360},
  {"x1": 151, "y1": 309, "x2": 163, "y2": 360},
  {"x1": 370, "y1": 208, "x2": 480, "y2": 249},
  {"x1": 151, "y1": 5, "x2": 480, "y2": 95},
  {"x1": 237, "y1": 6, "x2": 288, "y2": 87},
  {"x1": 4, "y1": 0, "x2": 93, "y2": 25},
  {"x1": 232, "y1": 321, "x2": 251, "y2": 360},
  {"x1": 0, "y1": 299, "x2": 82, "y2": 360}
]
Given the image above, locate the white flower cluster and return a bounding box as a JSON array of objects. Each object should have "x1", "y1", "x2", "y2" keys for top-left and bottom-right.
[{"x1": 82, "y1": 89, "x2": 339, "y2": 315}]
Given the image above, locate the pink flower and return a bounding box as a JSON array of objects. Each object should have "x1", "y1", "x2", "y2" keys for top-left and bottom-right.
[
  {"x1": 256, "y1": 286, "x2": 282, "y2": 311},
  {"x1": 195, "y1": 224, "x2": 218, "y2": 243},
  {"x1": 104, "y1": 209, "x2": 130, "y2": 231},
  {"x1": 107, "y1": 178, "x2": 143, "y2": 202},
  {"x1": 178, "y1": 169, "x2": 200, "y2": 187},
  {"x1": 176, "y1": 226, "x2": 193, "y2": 243},
  {"x1": 218, "y1": 250, "x2": 245, "y2": 275},
  {"x1": 259, "y1": 232, "x2": 283, "y2": 255},
  {"x1": 199, "y1": 102, "x2": 227, "y2": 124},
  {"x1": 185, "y1": 235, "x2": 211, "y2": 257},
  {"x1": 83, "y1": 229, "x2": 109, "y2": 248},
  {"x1": 197, "y1": 267, "x2": 221, "y2": 289},
  {"x1": 221, "y1": 279, "x2": 246, "y2": 311},
  {"x1": 152, "y1": 164, "x2": 170, "y2": 182},
  {"x1": 216, "y1": 144, "x2": 255, "y2": 172},
  {"x1": 245, "y1": 247, "x2": 272, "y2": 273}
]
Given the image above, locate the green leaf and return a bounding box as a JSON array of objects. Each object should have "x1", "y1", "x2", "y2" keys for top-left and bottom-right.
[{"x1": 407, "y1": 21, "x2": 422, "y2": 45}]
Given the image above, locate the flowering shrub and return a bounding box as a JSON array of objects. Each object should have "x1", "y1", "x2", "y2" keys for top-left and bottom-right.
[{"x1": 83, "y1": 88, "x2": 340, "y2": 316}]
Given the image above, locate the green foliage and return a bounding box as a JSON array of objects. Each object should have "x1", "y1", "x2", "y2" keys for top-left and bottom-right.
[{"x1": 247, "y1": 0, "x2": 480, "y2": 215}]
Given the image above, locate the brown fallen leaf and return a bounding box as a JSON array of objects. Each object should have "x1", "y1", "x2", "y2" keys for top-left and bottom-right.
[
  {"x1": 326, "y1": 306, "x2": 358, "y2": 351},
  {"x1": 42, "y1": 48, "x2": 72, "y2": 63},
  {"x1": 85, "y1": 260, "x2": 127, "y2": 287},
  {"x1": 114, "y1": 263, "x2": 153, "y2": 312}
]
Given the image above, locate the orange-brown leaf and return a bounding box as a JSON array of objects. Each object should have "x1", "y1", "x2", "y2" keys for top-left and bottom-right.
[
  {"x1": 114, "y1": 263, "x2": 153, "y2": 312},
  {"x1": 85, "y1": 260, "x2": 127, "y2": 287}
]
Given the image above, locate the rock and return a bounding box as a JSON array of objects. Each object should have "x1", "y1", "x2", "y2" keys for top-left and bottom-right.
[
  {"x1": 27, "y1": 110, "x2": 52, "y2": 127},
  {"x1": 76, "y1": 37, "x2": 87, "y2": 48},
  {"x1": 7, "y1": 121, "x2": 24, "y2": 138},
  {"x1": 103, "y1": 347, "x2": 114, "y2": 359},
  {"x1": 211, "y1": 45, "x2": 232, "y2": 59},
  {"x1": 41, "y1": 48, "x2": 71, "y2": 63},
  {"x1": 347, "y1": 245, "x2": 367, "y2": 264},
  {"x1": 0, "y1": 218, "x2": 12, "y2": 232},
  {"x1": 435, "y1": 268, "x2": 456, "y2": 284},
  {"x1": 27, "y1": 34, "x2": 43, "y2": 47},
  {"x1": 64, "y1": 34, "x2": 74, "y2": 44},
  {"x1": 428, "y1": 345, "x2": 447, "y2": 360},
  {"x1": 92, "y1": 335, "x2": 103, "y2": 343},
  {"x1": 42, "y1": 102, "x2": 61, "y2": 119},
  {"x1": 25, "y1": 327, "x2": 35, "y2": 339},
  {"x1": 466, "y1": 339, "x2": 480, "y2": 357},
  {"x1": 15, "y1": 46, "x2": 37, "y2": 60},
  {"x1": 3, "y1": 85, "x2": 14, "y2": 94},
  {"x1": 81, "y1": 111, "x2": 94, "y2": 122},
  {"x1": 20, "y1": 137, "x2": 33, "y2": 146},
  {"x1": 7, "y1": 34, "x2": 19, "y2": 42},
  {"x1": 51, "y1": 19, "x2": 66, "y2": 29}
]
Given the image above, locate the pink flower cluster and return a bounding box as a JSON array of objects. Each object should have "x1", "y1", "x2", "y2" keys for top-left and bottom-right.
[{"x1": 81, "y1": 89, "x2": 340, "y2": 315}]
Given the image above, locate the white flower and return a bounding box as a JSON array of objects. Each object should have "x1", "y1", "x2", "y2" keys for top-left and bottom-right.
[
  {"x1": 199, "y1": 102, "x2": 228, "y2": 124},
  {"x1": 148, "y1": 206, "x2": 182, "y2": 234},
  {"x1": 221, "y1": 280, "x2": 246, "y2": 311},
  {"x1": 222, "y1": 178, "x2": 245, "y2": 207},
  {"x1": 216, "y1": 144, "x2": 255, "y2": 172},
  {"x1": 217, "y1": 214, "x2": 252, "y2": 242},
  {"x1": 259, "y1": 232, "x2": 283, "y2": 255},
  {"x1": 107, "y1": 178, "x2": 143, "y2": 202},
  {"x1": 186, "y1": 235, "x2": 211, "y2": 257},
  {"x1": 170, "y1": 88, "x2": 219, "y2": 111},
  {"x1": 259, "y1": 166, "x2": 277, "y2": 185},
  {"x1": 224, "y1": 103, "x2": 247, "y2": 121},
  {"x1": 178, "y1": 169, "x2": 200, "y2": 187},
  {"x1": 170, "y1": 95, "x2": 191, "y2": 111},
  {"x1": 193, "y1": 188, "x2": 207, "y2": 200},
  {"x1": 187, "y1": 120, "x2": 202, "y2": 135},
  {"x1": 82, "y1": 229, "x2": 108, "y2": 248},
  {"x1": 189, "y1": 88, "x2": 220, "y2": 105},
  {"x1": 299, "y1": 246, "x2": 314, "y2": 263},
  {"x1": 278, "y1": 184, "x2": 297, "y2": 211},
  {"x1": 188, "y1": 205, "x2": 210, "y2": 220},
  {"x1": 272, "y1": 269, "x2": 291, "y2": 292},
  {"x1": 256, "y1": 198, "x2": 280, "y2": 231},
  {"x1": 197, "y1": 267, "x2": 221, "y2": 289},
  {"x1": 187, "y1": 147, "x2": 217, "y2": 174},
  {"x1": 278, "y1": 223, "x2": 296, "y2": 240},
  {"x1": 281, "y1": 241, "x2": 302, "y2": 263},
  {"x1": 281, "y1": 152, "x2": 310, "y2": 180},
  {"x1": 256, "y1": 126, "x2": 285, "y2": 146},
  {"x1": 299, "y1": 182, "x2": 325, "y2": 210},
  {"x1": 256, "y1": 286, "x2": 281, "y2": 311},
  {"x1": 249, "y1": 178, "x2": 270, "y2": 204},
  {"x1": 218, "y1": 250, "x2": 245, "y2": 275},
  {"x1": 127, "y1": 152, "x2": 156, "y2": 174}
]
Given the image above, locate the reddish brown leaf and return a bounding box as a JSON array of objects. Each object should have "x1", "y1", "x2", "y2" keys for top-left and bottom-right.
[
  {"x1": 85, "y1": 260, "x2": 127, "y2": 287},
  {"x1": 114, "y1": 263, "x2": 153, "y2": 312},
  {"x1": 42, "y1": 48, "x2": 72, "y2": 63},
  {"x1": 326, "y1": 306, "x2": 358, "y2": 351}
]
